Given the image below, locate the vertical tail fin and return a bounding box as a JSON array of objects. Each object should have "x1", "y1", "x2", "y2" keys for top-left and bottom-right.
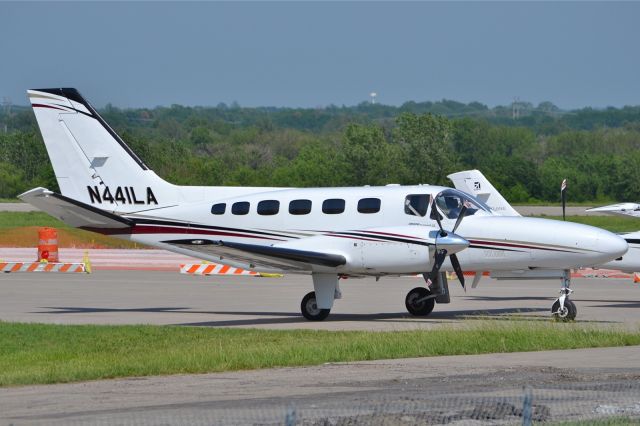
[
  {"x1": 27, "y1": 88, "x2": 179, "y2": 212},
  {"x1": 447, "y1": 169, "x2": 521, "y2": 217}
]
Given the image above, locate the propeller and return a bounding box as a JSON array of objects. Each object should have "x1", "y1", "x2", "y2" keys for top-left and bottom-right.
[{"x1": 424, "y1": 196, "x2": 470, "y2": 290}]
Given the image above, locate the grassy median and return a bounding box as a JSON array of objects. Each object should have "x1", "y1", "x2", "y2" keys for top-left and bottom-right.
[{"x1": 1, "y1": 321, "x2": 640, "y2": 387}]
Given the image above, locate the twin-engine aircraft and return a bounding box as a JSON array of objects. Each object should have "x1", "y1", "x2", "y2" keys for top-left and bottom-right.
[{"x1": 21, "y1": 88, "x2": 628, "y2": 321}]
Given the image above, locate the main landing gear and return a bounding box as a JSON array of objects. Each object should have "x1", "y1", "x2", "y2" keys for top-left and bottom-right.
[
  {"x1": 551, "y1": 270, "x2": 577, "y2": 321},
  {"x1": 300, "y1": 273, "x2": 341, "y2": 321},
  {"x1": 301, "y1": 291, "x2": 331, "y2": 321}
]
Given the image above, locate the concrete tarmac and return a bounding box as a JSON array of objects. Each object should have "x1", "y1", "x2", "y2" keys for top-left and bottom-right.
[{"x1": 1, "y1": 271, "x2": 640, "y2": 329}]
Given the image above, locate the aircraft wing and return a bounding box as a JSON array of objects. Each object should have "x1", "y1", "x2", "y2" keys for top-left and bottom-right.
[
  {"x1": 19, "y1": 187, "x2": 133, "y2": 230},
  {"x1": 163, "y1": 239, "x2": 347, "y2": 272}
]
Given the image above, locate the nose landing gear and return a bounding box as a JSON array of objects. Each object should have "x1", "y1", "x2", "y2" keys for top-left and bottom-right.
[{"x1": 552, "y1": 270, "x2": 577, "y2": 321}]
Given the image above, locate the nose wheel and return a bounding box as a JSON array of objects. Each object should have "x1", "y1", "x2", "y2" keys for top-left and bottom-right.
[
  {"x1": 551, "y1": 271, "x2": 577, "y2": 321},
  {"x1": 405, "y1": 287, "x2": 436, "y2": 316},
  {"x1": 552, "y1": 297, "x2": 577, "y2": 321}
]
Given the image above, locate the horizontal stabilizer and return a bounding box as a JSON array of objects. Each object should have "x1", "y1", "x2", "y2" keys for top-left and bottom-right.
[
  {"x1": 19, "y1": 187, "x2": 133, "y2": 230},
  {"x1": 163, "y1": 239, "x2": 346, "y2": 271}
]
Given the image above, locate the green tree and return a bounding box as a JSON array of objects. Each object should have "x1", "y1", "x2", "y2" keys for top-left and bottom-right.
[
  {"x1": 341, "y1": 123, "x2": 402, "y2": 186},
  {"x1": 394, "y1": 113, "x2": 456, "y2": 185}
]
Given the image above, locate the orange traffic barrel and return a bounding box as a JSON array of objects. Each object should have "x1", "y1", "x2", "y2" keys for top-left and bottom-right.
[{"x1": 38, "y1": 227, "x2": 59, "y2": 263}]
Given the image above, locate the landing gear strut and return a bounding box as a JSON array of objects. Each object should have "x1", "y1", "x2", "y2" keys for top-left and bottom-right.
[
  {"x1": 300, "y1": 273, "x2": 339, "y2": 321},
  {"x1": 551, "y1": 270, "x2": 577, "y2": 321}
]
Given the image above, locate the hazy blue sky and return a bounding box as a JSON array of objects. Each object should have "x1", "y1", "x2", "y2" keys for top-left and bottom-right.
[{"x1": 1, "y1": 2, "x2": 639, "y2": 109}]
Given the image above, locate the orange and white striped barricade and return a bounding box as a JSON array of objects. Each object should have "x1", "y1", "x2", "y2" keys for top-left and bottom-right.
[
  {"x1": 1, "y1": 261, "x2": 87, "y2": 273},
  {"x1": 179, "y1": 263, "x2": 281, "y2": 277}
]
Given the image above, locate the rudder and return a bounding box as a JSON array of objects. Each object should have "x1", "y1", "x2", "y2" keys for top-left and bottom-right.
[{"x1": 28, "y1": 88, "x2": 179, "y2": 212}]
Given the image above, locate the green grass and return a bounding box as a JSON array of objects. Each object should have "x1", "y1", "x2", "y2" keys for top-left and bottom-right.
[
  {"x1": 0, "y1": 211, "x2": 67, "y2": 229},
  {"x1": 1, "y1": 321, "x2": 640, "y2": 387},
  {"x1": 531, "y1": 215, "x2": 639, "y2": 233}
]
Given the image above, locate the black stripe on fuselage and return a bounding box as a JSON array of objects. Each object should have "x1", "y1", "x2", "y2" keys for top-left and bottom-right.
[
  {"x1": 129, "y1": 217, "x2": 298, "y2": 239},
  {"x1": 329, "y1": 231, "x2": 433, "y2": 247}
]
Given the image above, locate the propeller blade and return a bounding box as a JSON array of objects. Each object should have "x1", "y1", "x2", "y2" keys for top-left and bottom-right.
[
  {"x1": 429, "y1": 196, "x2": 445, "y2": 235},
  {"x1": 450, "y1": 254, "x2": 465, "y2": 291},
  {"x1": 452, "y1": 205, "x2": 468, "y2": 234},
  {"x1": 424, "y1": 249, "x2": 447, "y2": 288}
]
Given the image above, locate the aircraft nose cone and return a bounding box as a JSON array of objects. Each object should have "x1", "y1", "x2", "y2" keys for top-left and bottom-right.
[
  {"x1": 437, "y1": 232, "x2": 469, "y2": 255},
  {"x1": 596, "y1": 230, "x2": 628, "y2": 260}
]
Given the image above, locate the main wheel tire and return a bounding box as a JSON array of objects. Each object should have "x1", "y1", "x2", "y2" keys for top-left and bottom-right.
[
  {"x1": 405, "y1": 287, "x2": 436, "y2": 316},
  {"x1": 301, "y1": 291, "x2": 331, "y2": 321},
  {"x1": 552, "y1": 299, "x2": 577, "y2": 321}
]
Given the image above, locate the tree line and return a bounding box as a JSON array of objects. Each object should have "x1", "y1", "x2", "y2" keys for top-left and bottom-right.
[{"x1": 1, "y1": 99, "x2": 640, "y2": 202}]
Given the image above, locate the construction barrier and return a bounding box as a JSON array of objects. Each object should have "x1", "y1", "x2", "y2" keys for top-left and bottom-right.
[
  {"x1": 180, "y1": 263, "x2": 281, "y2": 277},
  {"x1": 37, "y1": 227, "x2": 59, "y2": 263},
  {"x1": 1, "y1": 262, "x2": 87, "y2": 273}
]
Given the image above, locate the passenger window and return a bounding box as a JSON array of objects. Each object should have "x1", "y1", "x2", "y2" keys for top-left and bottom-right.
[
  {"x1": 358, "y1": 198, "x2": 381, "y2": 214},
  {"x1": 322, "y1": 198, "x2": 345, "y2": 214},
  {"x1": 289, "y1": 199, "x2": 312, "y2": 215},
  {"x1": 405, "y1": 194, "x2": 429, "y2": 216},
  {"x1": 231, "y1": 201, "x2": 250, "y2": 215},
  {"x1": 211, "y1": 203, "x2": 226, "y2": 215},
  {"x1": 257, "y1": 200, "x2": 280, "y2": 216}
]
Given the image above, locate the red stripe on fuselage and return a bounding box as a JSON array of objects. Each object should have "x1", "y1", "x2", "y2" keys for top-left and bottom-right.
[
  {"x1": 80, "y1": 224, "x2": 285, "y2": 241},
  {"x1": 131, "y1": 225, "x2": 285, "y2": 240}
]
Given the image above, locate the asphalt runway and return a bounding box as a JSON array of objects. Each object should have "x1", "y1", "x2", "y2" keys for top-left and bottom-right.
[{"x1": 1, "y1": 270, "x2": 640, "y2": 329}]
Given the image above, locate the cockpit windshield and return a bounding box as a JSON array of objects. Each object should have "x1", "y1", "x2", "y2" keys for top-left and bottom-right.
[{"x1": 434, "y1": 189, "x2": 491, "y2": 220}]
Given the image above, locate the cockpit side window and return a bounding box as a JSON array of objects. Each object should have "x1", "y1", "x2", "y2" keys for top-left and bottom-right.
[
  {"x1": 404, "y1": 194, "x2": 429, "y2": 217},
  {"x1": 434, "y1": 189, "x2": 489, "y2": 220}
]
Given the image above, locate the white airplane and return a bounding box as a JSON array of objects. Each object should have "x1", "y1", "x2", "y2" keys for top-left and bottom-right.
[
  {"x1": 449, "y1": 169, "x2": 640, "y2": 275},
  {"x1": 20, "y1": 88, "x2": 628, "y2": 321},
  {"x1": 587, "y1": 203, "x2": 640, "y2": 218}
]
